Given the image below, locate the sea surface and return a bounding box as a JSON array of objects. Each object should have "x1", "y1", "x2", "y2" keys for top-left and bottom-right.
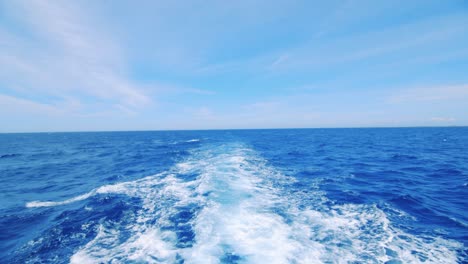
[{"x1": 0, "y1": 128, "x2": 467, "y2": 263}]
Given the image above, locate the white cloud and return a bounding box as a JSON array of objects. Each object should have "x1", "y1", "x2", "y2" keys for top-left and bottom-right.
[
  {"x1": 269, "y1": 54, "x2": 290, "y2": 68},
  {"x1": 243, "y1": 101, "x2": 282, "y2": 112},
  {"x1": 193, "y1": 107, "x2": 216, "y2": 120},
  {"x1": 265, "y1": 13, "x2": 468, "y2": 73},
  {"x1": 431, "y1": 117, "x2": 456, "y2": 122},
  {"x1": 0, "y1": 0, "x2": 150, "y2": 111},
  {"x1": 0, "y1": 94, "x2": 62, "y2": 116},
  {"x1": 388, "y1": 84, "x2": 468, "y2": 103}
]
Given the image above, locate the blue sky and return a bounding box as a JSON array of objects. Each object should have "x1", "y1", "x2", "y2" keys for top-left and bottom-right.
[{"x1": 1, "y1": 0, "x2": 467, "y2": 132}]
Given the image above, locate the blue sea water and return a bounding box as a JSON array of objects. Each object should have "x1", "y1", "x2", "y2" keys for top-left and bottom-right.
[{"x1": 0, "y1": 128, "x2": 467, "y2": 263}]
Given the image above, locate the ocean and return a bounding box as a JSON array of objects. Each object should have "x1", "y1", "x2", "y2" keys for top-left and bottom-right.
[{"x1": 0, "y1": 128, "x2": 467, "y2": 263}]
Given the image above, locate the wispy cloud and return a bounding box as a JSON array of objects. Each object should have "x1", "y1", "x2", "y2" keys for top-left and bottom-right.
[
  {"x1": 269, "y1": 15, "x2": 468, "y2": 72},
  {"x1": 0, "y1": 0, "x2": 150, "y2": 110},
  {"x1": 431, "y1": 117, "x2": 456, "y2": 122},
  {"x1": 193, "y1": 106, "x2": 216, "y2": 120},
  {"x1": 388, "y1": 84, "x2": 468, "y2": 103},
  {"x1": 0, "y1": 94, "x2": 62, "y2": 116},
  {"x1": 269, "y1": 54, "x2": 290, "y2": 68}
]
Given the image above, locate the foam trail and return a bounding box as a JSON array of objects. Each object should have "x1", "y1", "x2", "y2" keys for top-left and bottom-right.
[
  {"x1": 181, "y1": 144, "x2": 461, "y2": 263},
  {"x1": 25, "y1": 173, "x2": 167, "y2": 208},
  {"x1": 39, "y1": 143, "x2": 461, "y2": 263},
  {"x1": 181, "y1": 150, "x2": 315, "y2": 263},
  {"x1": 70, "y1": 226, "x2": 178, "y2": 264},
  {"x1": 67, "y1": 171, "x2": 197, "y2": 263},
  {"x1": 169, "y1": 139, "x2": 201, "y2": 145},
  {"x1": 26, "y1": 191, "x2": 96, "y2": 208}
]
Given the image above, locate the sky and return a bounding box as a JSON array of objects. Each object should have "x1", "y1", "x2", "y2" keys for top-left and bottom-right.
[{"x1": 1, "y1": 0, "x2": 468, "y2": 132}]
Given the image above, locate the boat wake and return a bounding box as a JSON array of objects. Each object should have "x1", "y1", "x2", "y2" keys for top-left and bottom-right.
[{"x1": 26, "y1": 143, "x2": 463, "y2": 263}]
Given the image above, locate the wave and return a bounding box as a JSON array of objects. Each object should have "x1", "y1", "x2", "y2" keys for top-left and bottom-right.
[
  {"x1": 26, "y1": 143, "x2": 463, "y2": 263},
  {"x1": 26, "y1": 192, "x2": 96, "y2": 208},
  {"x1": 168, "y1": 139, "x2": 201, "y2": 145},
  {"x1": 0, "y1": 153, "x2": 21, "y2": 159}
]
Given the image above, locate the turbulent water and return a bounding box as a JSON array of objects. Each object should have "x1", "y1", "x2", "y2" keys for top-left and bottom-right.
[{"x1": 0, "y1": 128, "x2": 467, "y2": 263}]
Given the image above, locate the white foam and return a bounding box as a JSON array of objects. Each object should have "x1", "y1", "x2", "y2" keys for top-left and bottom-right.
[
  {"x1": 30, "y1": 143, "x2": 462, "y2": 263},
  {"x1": 70, "y1": 225, "x2": 178, "y2": 264},
  {"x1": 25, "y1": 173, "x2": 168, "y2": 208},
  {"x1": 26, "y1": 191, "x2": 96, "y2": 208},
  {"x1": 168, "y1": 139, "x2": 201, "y2": 145},
  {"x1": 183, "y1": 144, "x2": 461, "y2": 263},
  {"x1": 67, "y1": 170, "x2": 198, "y2": 262},
  {"x1": 183, "y1": 149, "x2": 307, "y2": 263}
]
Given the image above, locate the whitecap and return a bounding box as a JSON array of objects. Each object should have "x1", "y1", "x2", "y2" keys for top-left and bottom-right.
[{"x1": 26, "y1": 191, "x2": 96, "y2": 208}]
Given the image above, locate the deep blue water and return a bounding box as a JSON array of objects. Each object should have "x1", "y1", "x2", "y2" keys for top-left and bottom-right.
[{"x1": 0, "y1": 128, "x2": 467, "y2": 263}]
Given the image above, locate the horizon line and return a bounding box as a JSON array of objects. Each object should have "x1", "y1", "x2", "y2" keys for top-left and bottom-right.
[{"x1": 1, "y1": 125, "x2": 466, "y2": 134}]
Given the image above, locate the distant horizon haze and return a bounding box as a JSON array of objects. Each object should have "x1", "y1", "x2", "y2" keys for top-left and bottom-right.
[{"x1": 1, "y1": 125, "x2": 467, "y2": 134}]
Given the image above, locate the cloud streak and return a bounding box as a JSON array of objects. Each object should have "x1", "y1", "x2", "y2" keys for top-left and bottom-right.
[
  {"x1": 388, "y1": 84, "x2": 468, "y2": 103},
  {"x1": 0, "y1": 0, "x2": 150, "y2": 110}
]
